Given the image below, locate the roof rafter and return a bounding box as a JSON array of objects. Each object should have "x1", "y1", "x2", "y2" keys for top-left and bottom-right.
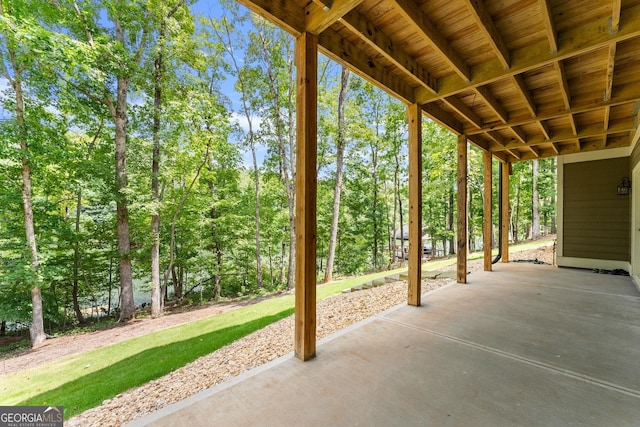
[
  {"x1": 415, "y1": 4, "x2": 640, "y2": 104},
  {"x1": 304, "y1": 0, "x2": 363, "y2": 34},
  {"x1": 538, "y1": 120, "x2": 552, "y2": 139},
  {"x1": 463, "y1": 0, "x2": 510, "y2": 68},
  {"x1": 340, "y1": 10, "x2": 438, "y2": 94},
  {"x1": 611, "y1": 0, "x2": 621, "y2": 33},
  {"x1": 391, "y1": 0, "x2": 471, "y2": 82},
  {"x1": 443, "y1": 96, "x2": 484, "y2": 128},
  {"x1": 319, "y1": 28, "x2": 416, "y2": 104},
  {"x1": 604, "y1": 43, "x2": 617, "y2": 102},
  {"x1": 489, "y1": 117, "x2": 635, "y2": 151},
  {"x1": 538, "y1": 0, "x2": 558, "y2": 53},
  {"x1": 512, "y1": 74, "x2": 536, "y2": 117},
  {"x1": 467, "y1": 84, "x2": 640, "y2": 136},
  {"x1": 475, "y1": 85, "x2": 508, "y2": 123}
]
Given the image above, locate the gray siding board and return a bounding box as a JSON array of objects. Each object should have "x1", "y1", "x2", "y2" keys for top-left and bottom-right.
[{"x1": 563, "y1": 158, "x2": 630, "y2": 261}]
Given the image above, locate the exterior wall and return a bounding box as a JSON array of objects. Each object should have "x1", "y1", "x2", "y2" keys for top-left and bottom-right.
[{"x1": 561, "y1": 157, "x2": 630, "y2": 264}]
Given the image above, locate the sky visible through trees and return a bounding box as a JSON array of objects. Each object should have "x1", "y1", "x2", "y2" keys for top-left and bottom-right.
[{"x1": 0, "y1": 0, "x2": 556, "y2": 345}]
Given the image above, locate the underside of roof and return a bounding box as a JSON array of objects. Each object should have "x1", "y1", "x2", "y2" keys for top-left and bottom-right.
[{"x1": 237, "y1": 0, "x2": 640, "y2": 162}]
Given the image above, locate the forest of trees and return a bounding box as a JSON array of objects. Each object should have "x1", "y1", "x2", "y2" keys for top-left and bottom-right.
[{"x1": 0, "y1": 0, "x2": 556, "y2": 345}]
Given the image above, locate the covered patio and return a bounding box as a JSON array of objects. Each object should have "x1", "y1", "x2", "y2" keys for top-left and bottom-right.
[{"x1": 131, "y1": 263, "x2": 640, "y2": 426}]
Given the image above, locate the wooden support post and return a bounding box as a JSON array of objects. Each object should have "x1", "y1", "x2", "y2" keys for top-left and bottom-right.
[
  {"x1": 457, "y1": 134, "x2": 468, "y2": 283},
  {"x1": 407, "y1": 103, "x2": 422, "y2": 306},
  {"x1": 294, "y1": 32, "x2": 318, "y2": 361},
  {"x1": 501, "y1": 162, "x2": 510, "y2": 263},
  {"x1": 483, "y1": 150, "x2": 493, "y2": 271}
]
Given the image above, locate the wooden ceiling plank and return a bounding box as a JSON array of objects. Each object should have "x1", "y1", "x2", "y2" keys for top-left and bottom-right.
[
  {"x1": 604, "y1": 43, "x2": 617, "y2": 102},
  {"x1": 341, "y1": 10, "x2": 437, "y2": 94},
  {"x1": 550, "y1": 142, "x2": 559, "y2": 154},
  {"x1": 612, "y1": 0, "x2": 622, "y2": 33},
  {"x1": 512, "y1": 74, "x2": 536, "y2": 117},
  {"x1": 391, "y1": 0, "x2": 471, "y2": 82},
  {"x1": 304, "y1": 0, "x2": 363, "y2": 34},
  {"x1": 236, "y1": 0, "x2": 305, "y2": 36},
  {"x1": 538, "y1": 120, "x2": 552, "y2": 140},
  {"x1": 511, "y1": 126, "x2": 528, "y2": 144},
  {"x1": 319, "y1": 28, "x2": 416, "y2": 104},
  {"x1": 465, "y1": 87, "x2": 640, "y2": 135},
  {"x1": 487, "y1": 131, "x2": 506, "y2": 147},
  {"x1": 554, "y1": 61, "x2": 571, "y2": 110},
  {"x1": 475, "y1": 85, "x2": 508, "y2": 123},
  {"x1": 462, "y1": 0, "x2": 510, "y2": 68},
  {"x1": 528, "y1": 145, "x2": 540, "y2": 157},
  {"x1": 444, "y1": 96, "x2": 484, "y2": 129},
  {"x1": 538, "y1": 0, "x2": 558, "y2": 53},
  {"x1": 421, "y1": 103, "x2": 464, "y2": 134},
  {"x1": 506, "y1": 149, "x2": 521, "y2": 160},
  {"x1": 416, "y1": 4, "x2": 640, "y2": 104},
  {"x1": 491, "y1": 117, "x2": 634, "y2": 151},
  {"x1": 569, "y1": 114, "x2": 579, "y2": 136}
]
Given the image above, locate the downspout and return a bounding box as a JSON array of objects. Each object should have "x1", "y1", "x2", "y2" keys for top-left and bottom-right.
[{"x1": 492, "y1": 163, "x2": 502, "y2": 264}]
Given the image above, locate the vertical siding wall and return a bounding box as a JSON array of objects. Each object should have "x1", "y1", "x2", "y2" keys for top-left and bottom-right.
[{"x1": 563, "y1": 157, "x2": 630, "y2": 261}]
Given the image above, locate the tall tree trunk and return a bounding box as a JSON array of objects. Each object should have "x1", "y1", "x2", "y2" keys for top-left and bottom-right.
[
  {"x1": 324, "y1": 67, "x2": 350, "y2": 283},
  {"x1": 6, "y1": 42, "x2": 46, "y2": 347},
  {"x1": 150, "y1": 18, "x2": 165, "y2": 318},
  {"x1": 113, "y1": 75, "x2": 136, "y2": 322},
  {"x1": 513, "y1": 173, "x2": 521, "y2": 243},
  {"x1": 72, "y1": 189, "x2": 85, "y2": 324},
  {"x1": 532, "y1": 159, "x2": 540, "y2": 239}
]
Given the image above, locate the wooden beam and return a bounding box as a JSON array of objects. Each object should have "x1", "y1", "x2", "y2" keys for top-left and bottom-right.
[
  {"x1": 416, "y1": 4, "x2": 640, "y2": 104},
  {"x1": 604, "y1": 105, "x2": 611, "y2": 131},
  {"x1": 421, "y1": 103, "x2": 464, "y2": 134},
  {"x1": 489, "y1": 118, "x2": 635, "y2": 151},
  {"x1": 511, "y1": 126, "x2": 528, "y2": 144},
  {"x1": 475, "y1": 85, "x2": 508, "y2": 123},
  {"x1": 512, "y1": 74, "x2": 536, "y2": 117},
  {"x1": 466, "y1": 83, "x2": 640, "y2": 137},
  {"x1": 538, "y1": 120, "x2": 552, "y2": 140},
  {"x1": 457, "y1": 134, "x2": 468, "y2": 283},
  {"x1": 611, "y1": 0, "x2": 622, "y2": 33},
  {"x1": 506, "y1": 149, "x2": 521, "y2": 160},
  {"x1": 236, "y1": 0, "x2": 305, "y2": 36},
  {"x1": 319, "y1": 28, "x2": 416, "y2": 104},
  {"x1": 483, "y1": 150, "x2": 493, "y2": 271},
  {"x1": 443, "y1": 96, "x2": 484, "y2": 129},
  {"x1": 528, "y1": 145, "x2": 540, "y2": 157},
  {"x1": 538, "y1": 0, "x2": 558, "y2": 53},
  {"x1": 604, "y1": 43, "x2": 617, "y2": 102},
  {"x1": 569, "y1": 114, "x2": 578, "y2": 135},
  {"x1": 391, "y1": 0, "x2": 471, "y2": 82},
  {"x1": 550, "y1": 142, "x2": 559, "y2": 154},
  {"x1": 487, "y1": 131, "x2": 507, "y2": 146},
  {"x1": 340, "y1": 10, "x2": 437, "y2": 94},
  {"x1": 463, "y1": 0, "x2": 510, "y2": 68},
  {"x1": 407, "y1": 103, "x2": 422, "y2": 306},
  {"x1": 294, "y1": 32, "x2": 318, "y2": 362},
  {"x1": 500, "y1": 162, "x2": 510, "y2": 263},
  {"x1": 555, "y1": 61, "x2": 571, "y2": 110},
  {"x1": 304, "y1": 0, "x2": 363, "y2": 34}
]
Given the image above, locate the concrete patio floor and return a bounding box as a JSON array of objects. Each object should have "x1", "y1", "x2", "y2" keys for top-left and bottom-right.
[{"x1": 130, "y1": 263, "x2": 640, "y2": 427}]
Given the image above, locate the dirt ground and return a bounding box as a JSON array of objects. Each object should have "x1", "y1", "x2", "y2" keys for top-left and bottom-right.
[{"x1": 0, "y1": 240, "x2": 556, "y2": 376}]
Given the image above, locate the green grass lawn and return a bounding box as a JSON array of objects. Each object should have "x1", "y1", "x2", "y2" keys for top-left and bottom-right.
[{"x1": 0, "y1": 238, "x2": 554, "y2": 419}]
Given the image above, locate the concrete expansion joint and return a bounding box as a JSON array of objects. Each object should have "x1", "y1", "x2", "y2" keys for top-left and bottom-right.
[{"x1": 378, "y1": 316, "x2": 640, "y2": 400}]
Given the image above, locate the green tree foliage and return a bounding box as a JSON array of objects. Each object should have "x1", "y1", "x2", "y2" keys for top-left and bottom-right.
[{"x1": 0, "y1": 1, "x2": 557, "y2": 340}]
